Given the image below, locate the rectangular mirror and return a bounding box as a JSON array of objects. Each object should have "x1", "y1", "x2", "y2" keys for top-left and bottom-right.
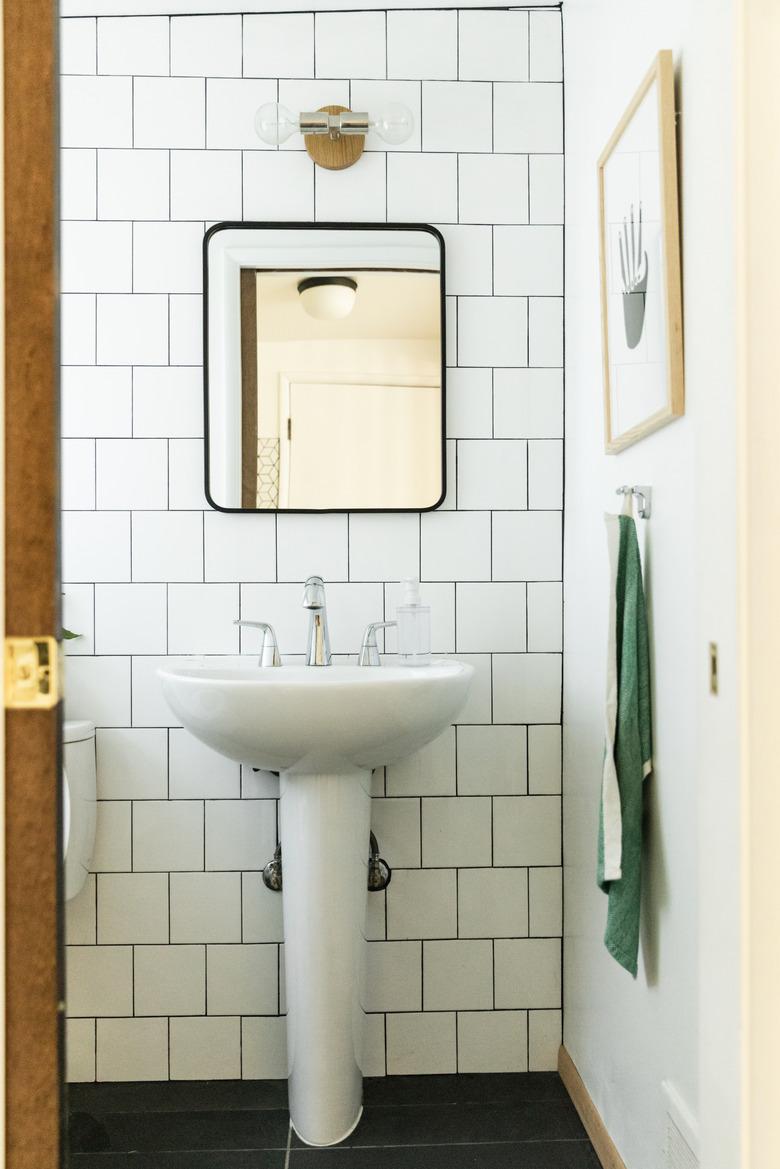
[{"x1": 205, "y1": 223, "x2": 445, "y2": 512}]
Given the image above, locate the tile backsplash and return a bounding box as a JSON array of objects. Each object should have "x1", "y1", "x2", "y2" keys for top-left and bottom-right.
[{"x1": 60, "y1": 6, "x2": 564, "y2": 1082}]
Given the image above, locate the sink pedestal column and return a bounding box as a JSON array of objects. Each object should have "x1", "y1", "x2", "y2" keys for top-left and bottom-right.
[{"x1": 279, "y1": 766, "x2": 372, "y2": 1147}]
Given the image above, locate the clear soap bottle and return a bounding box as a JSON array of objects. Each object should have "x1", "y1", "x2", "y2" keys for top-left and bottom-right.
[{"x1": 397, "y1": 578, "x2": 431, "y2": 667}]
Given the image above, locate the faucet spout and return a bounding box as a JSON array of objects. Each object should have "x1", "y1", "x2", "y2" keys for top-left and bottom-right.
[{"x1": 302, "y1": 575, "x2": 332, "y2": 666}]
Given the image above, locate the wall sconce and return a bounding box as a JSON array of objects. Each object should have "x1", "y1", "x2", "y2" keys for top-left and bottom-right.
[{"x1": 254, "y1": 101, "x2": 414, "y2": 170}]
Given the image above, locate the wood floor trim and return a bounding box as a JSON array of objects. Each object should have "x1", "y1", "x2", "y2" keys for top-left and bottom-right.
[{"x1": 558, "y1": 1045, "x2": 628, "y2": 1169}]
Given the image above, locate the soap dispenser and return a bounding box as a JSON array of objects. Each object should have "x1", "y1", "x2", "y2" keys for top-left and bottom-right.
[{"x1": 396, "y1": 578, "x2": 431, "y2": 667}]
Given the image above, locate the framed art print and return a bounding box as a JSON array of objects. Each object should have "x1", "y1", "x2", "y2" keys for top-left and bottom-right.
[{"x1": 598, "y1": 50, "x2": 684, "y2": 453}]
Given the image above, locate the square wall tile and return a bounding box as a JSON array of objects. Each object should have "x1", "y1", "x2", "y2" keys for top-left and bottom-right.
[
  {"x1": 65, "y1": 657, "x2": 130, "y2": 727},
  {"x1": 134, "y1": 77, "x2": 205, "y2": 148},
  {"x1": 494, "y1": 938, "x2": 561, "y2": 1009},
  {"x1": 205, "y1": 800, "x2": 276, "y2": 871},
  {"x1": 134, "y1": 223, "x2": 203, "y2": 294},
  {"x1": 207, "y1": 944, "x2": 278, "y2": 1015},
  {"x1": 529, "y1": 155, "x2": 564, "y2": 225},
  {"x1": 170, "y1": 729, "x2": 240, "y2": 799},
  {"x1": 529, "y1": 1009, "x2": 562, "y2": 1071},
  {"x1": 387, "y1": 154, "x2": 457, "y2": 223},
  {"x1": 207, "y1": 79, "x2": 276, "y2": 149},
  {"x1": 97, "y1": 1019, "x2": 168, "y2": 1082},
  {"x1": 528, "y1": 725, "x2": 562, "y2": 795},
  {"x1": 242, "y1": 1017, "x2": 288, "y2": 1080},
  {"x1": 529, "y1": 297, "x2": 563, "y2": 366},
  {"x1": 387, "y1": 869, "x2": 456, "y2": 940},
  {"x1": 63, "y1": 584, "x2": 94, "y2": 655},
  {"x1": 386, "y1": 1012, "x2": 456, "y2": 1075},
  {"x1": 527, "y1": 582, "x2": 562, "y2": 652},
  {"x1": 132, "y1": 512, "x2": 203, "y2": 583},
  {"x1": 204, "y1": 512, "x2": 275, "y2": 583},
  {"x1": 167, "y1": 583, "x2": 239, "y2": 655},
  {"x1": 493, "y1": 796, "x2": 561, "y2": 867},
  {"x1": 134, "y1": 368, "x2": 203, "y2": 440},
  {"x1": 97, "y1": 295, "x2": 168, "y2": 365},
  {"x1": 321, "y1": 583, "x2": 384, "y2": 656},
  {"x1": 243, "y1": 14, "x2": 314, "y2": 78},
  {"x1": 495, "y1": 83, "x2": 563, "y2": 154},
  {"x1": 171, "y1": 150, "x2": 241, "y2": 220},
  {"x1": 61, "y1": 296, "x2": 96, "y2": 365},
  {"x1": 364, "y1": 941, "x2": 421, "y2": 1012},
  {"x1": 421, "y1": 796, "x2": 491, "y2": 868},
  {"x1": 243, "y1": 152, "x2": 314, "y2": 221},
  {"x1": 348, "y1": 513, "x2": 419, "y2": 584},
  {"x1": 458, "y1": 297, "x2": 527, "y2": 368},
  {"x1": 61, "y1": 149, "x2": 96, "y2": 219},
  {"x1": 130, "y1": 655, "x2": 189, "y2": 728},
  {"x1": 276, "y1": 514, "x2": 348, "y2": 583},
  {"x1": 351, "y1": 80, "x2": 422, "y2": 153},
  {"x1": 315, "y1": 153, "x2": 386, "y2": 223},
  {"x1": 458, "y1": 1011, "x2": 528, "y2": 1073},
  {"x1": 458, "y1": 154, "x2": 529, "y2": 226},
  {"x1": 386, "y1": 728, "x2": 455, "y2": 798},
  {"x1": 446, "y1": 368, "x2": 492, "y2": 439},
  {"x1": 457, "y1": 440, "x2": 527, "y2": 511},
  {"x1": 494, "y1": 226, "x2": 563, "y2": 296},
  {"x1": 98, "y1": 150, "x2": 169, "y2": 221},
  {"x1": 423, "y1": 940, "x2": 492, "y2": 1010},
  {"x1": 62, "y1": 439, "x2": 95, "y2": 510},
  {"x1": 528, "y1": 440, "x2": 563, "y2": 510},
  {"x1": 493, "y1": 653, "x2": 561, "y2": 724},
  {"x1": 458, "y1": 868, "x2": 528, "y2": 939},
  {"x1": 61, "y1": 17, "x2": 96, "y2": 74},
  {"x1": 529, "y1": 867, "x2": 562, "y2": 936},
  {"x1": 240, "y1": 583, "x2": 306, "y2": 656},
  {"x1": 170, "y1": 872, "x2": 242, "y2": 943},
  {"x1": 451, "y1": 654, "x2": 492, "y2": 725},
  {"x1": 134, "y1": 945, "x2": 206, "y2": 1016},
  {"x1": 422, "y1": 82, "x2": 492, "y2": 153},
  {"x1": 387, "y1": 10, "x2": 457, "y2": 80},
  {"x1": 170, "y1": 295, "x2": 203, "y2": 365},
  {"x1": 170, "y1": 1017, "x2": 241, "y2": 1080},
  {"x1": 457, "y1": 725, "x2": 527, "y2": 797},
  {"x1": 61, "y1": 76, "x2": 132, "y2": 147},
  {"x1": 90, "y1": 802, "x2": 132, "y2": 872},
  {"x1": 96, "y1": 439, "x2": 167, "y2": 510},
  {"x1": 370, "y1": 798, "x2": 421, "y2": 869},
  {"x1": 98, "y1": 16, "x2": 169, "y2": 76},
  {"x1": 169, "y1": 439, "x2": 206, "y2": 510},
  {"x1": 242, "y1": 871, "x2": 284, "y2": 943},
  {"x1": 67, "y1": 945, "x2": 132, "y2": 1017},
  {"x1": 439, "y1": 224, "x2": 492, "y2": 295},
  {"x1": 530, "y1": 12, "x2": 563, "y2": 82},
  {"x1": 456, "y1": 582, "x2": 526, "y2": 653},
  {"x1": 96, "y1": 728, "x2": 168, "y2": 800},
  {"x1": 133, "y1": 800, "x2": 204, "y2": 871},
  {"x1": 62, "y1": 367, "x2": 131, "y2": 438},
  {"x1": 315, "y1": 12, "x2": 385, "y2": 79},
  {"x1": 61, "y1": 221, "x2": 131, "y2": 293},
  {"x1": 458, "y1": 10, "x2": 529, "y2": 82},
  {"x1": 97, "y1": 872, "x2": 169, "y2": 944},
  {"x1": 63, "y1": 512, "x2": 130, "y2": 583},
  {"x1": 494, "y1": 369, "x2": 563, "y2": 439},
  {"x1": 170, "y1": 15, "x2": 242, "y2": 77},
  {"x1": 492, "y1": 511, "x2": 562, "y2": 582},
  {"x1": 67, "y1": 1019, "x2": 96, "y2": 1083},
  {"x1": 421, "y1": 512, "x2": 491, "y2": 582}
]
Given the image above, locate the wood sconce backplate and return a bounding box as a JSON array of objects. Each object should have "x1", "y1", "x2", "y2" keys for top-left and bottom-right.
[{"x1": 304, "y1": 105, "x2": 365, "y2": 171}]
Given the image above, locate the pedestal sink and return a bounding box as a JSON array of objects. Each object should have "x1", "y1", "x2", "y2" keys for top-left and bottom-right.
[{"x1": 159, "y1": 660, "x2": 473, "y2": 1146}]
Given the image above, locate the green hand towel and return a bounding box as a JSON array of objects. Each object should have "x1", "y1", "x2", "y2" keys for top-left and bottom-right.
[{"x1": 597, "y1": 512, "x2": 652, "y2": 976}]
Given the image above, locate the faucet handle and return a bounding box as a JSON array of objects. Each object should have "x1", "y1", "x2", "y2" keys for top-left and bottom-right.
[
  {"x1": 358, "y1": 621, "x2": 397, "y2": 667},
  {"x1": 234, "y1": 620, "x2": 281, "y2": 667}
]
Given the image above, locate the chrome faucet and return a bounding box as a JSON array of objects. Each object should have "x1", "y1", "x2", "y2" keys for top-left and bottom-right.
[
  {"x1": 302, "y1": 575, "x2": 331, "y2": 666},
  {"x1": 234, "y1": 620, "x2": 281, "y2": 667}
]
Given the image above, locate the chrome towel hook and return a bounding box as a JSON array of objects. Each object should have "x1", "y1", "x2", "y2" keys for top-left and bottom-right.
[{"x1": 616, "y1": 484, "x2": 652, "y2": 519}]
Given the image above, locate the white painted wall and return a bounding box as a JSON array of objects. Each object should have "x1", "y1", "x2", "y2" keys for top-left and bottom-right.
[{"x1": 562, "y1": 2, "x2": 741, "y2": 1168}]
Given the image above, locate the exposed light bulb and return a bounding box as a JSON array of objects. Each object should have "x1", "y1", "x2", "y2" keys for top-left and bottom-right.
[
  {"x1": 254, "y1": 102, "x2": 299, "y2": 146},
  {"x1": 370, "y1": 102, "x2": 414, "y2": 146}
]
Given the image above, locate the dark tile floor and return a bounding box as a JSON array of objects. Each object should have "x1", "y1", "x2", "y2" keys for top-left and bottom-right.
[{"x1": 69, "y1": 1074, "x2": 600, "y2": 1168}]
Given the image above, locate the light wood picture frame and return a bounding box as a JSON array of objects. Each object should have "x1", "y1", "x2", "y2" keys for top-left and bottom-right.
[{"x1": 598, "y1": 50, "x2": 684, "y2": 454}]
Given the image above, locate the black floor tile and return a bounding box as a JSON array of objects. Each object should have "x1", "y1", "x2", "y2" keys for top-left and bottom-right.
[
  {"x1": 289, "y1": 1140, "x2": 600, "y2": 1169},
  {"x1": 68, "y1": 1080, "x2": 288, "y2": 1115},
  {"x1": 363, "y1": 1072, "x2": 569, "y2": 1108},
  {"x1": 70, "y1": 1153, "x2": 287, "y2": 1169},
  {"x1": 70, "y1": 1109, "x2": 289, "y2": 1154},
  {"x1": 292, "y1": 1100, "x2": 586, "y2": 1149}
]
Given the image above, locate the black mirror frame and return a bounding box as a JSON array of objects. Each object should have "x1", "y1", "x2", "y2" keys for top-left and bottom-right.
[{"x1": 202, "y1": 221, "x2": 447, "y2": 515}]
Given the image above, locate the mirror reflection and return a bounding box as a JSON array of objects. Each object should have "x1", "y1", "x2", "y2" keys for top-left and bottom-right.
[{"x1": 205, "y1": 225, "x2": 445, "y2": 512}]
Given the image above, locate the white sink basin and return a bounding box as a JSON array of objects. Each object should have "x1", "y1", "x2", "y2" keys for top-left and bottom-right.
[
  {"x1": 158, "y1": 657, "x2": 473, "y2": 1148},
  {"x1": 159, "y1": 659, "x2": 473, "y2": 773}
]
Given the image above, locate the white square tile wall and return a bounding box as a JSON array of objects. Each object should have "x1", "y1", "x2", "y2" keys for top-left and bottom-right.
[{"x1": 60, "y1": 7, "x2": 563, "y2": 1082}]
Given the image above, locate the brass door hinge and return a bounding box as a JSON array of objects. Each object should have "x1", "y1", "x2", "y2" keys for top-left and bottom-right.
[{"x1": 4, "y1": 636, "x2": 61, "y2": 709}]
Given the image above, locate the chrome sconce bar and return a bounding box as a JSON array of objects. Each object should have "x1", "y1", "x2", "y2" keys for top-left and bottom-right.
[{"x1": 254, "y1": 100, "x2": 414, "y2": 170}]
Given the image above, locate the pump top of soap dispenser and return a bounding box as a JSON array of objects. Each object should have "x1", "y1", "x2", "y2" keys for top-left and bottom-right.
[{"x1": 401, "y1": 577, "x2": 421, "y2": 606}]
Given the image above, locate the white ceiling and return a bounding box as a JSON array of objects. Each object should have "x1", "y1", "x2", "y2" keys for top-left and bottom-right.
[{"x1": 62, "y1": 1, "x2": 560, "y2": 16}]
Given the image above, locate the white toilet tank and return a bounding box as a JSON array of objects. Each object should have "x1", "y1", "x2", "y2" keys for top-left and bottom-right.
[{"x1": 63, "y1": 720, "x2": 96, "y2": 902}]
